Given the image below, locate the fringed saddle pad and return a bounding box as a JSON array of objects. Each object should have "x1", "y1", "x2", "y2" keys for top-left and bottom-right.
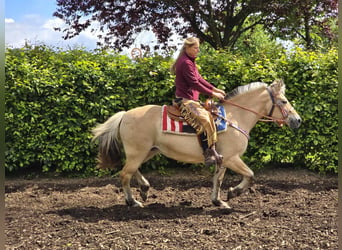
[{"x1": 161, "y1": 105, "x2": 227, "y2": 135}]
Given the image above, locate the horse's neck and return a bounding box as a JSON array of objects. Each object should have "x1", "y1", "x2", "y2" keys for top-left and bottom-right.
[{"x1": 224, "y1": 89, "x2": 269, "y2": 132}]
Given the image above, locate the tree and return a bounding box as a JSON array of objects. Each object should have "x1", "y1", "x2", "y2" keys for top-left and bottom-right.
[
  {"x1": 54, "y1": 0, "x2": 337, "y2": 51},
  {"x1": 265, "y1": 0, "x2": 338, "y2": 50}
]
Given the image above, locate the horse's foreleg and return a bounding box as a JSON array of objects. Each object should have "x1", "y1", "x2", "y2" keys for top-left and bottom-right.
[
  {"x1": 211, "y1": 165, "x2": 230, "y2": 208},
  {"x1": 226, "y1": 156, "x2": 254, "y2": 200},
  {"x1": 228, "y1": 176, "x2": 254, "y2": 200},
  {"x1": 134, "y1": 170, "x2": 150, "y2": 202}
]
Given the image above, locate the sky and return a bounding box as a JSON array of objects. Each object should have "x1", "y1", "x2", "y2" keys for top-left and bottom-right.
[
  {"x1": 5, "y1": 0, "x2": 163, "y2": 52},
  {"x1": 5, "y1": 0, "x2": 99, "y2": 50}
]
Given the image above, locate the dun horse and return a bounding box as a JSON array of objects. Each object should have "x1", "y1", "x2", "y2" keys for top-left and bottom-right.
[{"x1": 92, "y1": 80, "x2": 301, "y2": 208}]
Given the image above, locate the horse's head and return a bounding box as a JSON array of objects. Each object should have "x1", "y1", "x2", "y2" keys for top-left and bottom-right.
[{"x1": 267, "y1": 79, "x2": 302, "y2": 129}]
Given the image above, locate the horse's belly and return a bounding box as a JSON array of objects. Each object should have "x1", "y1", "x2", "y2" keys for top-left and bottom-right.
[{"x1": 156, "y1": 133, "x2": 204, "y2": 164}]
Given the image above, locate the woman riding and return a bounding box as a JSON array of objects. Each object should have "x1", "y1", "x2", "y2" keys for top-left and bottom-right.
[{"x1": 171, "y1": 37, "x2": 226, "y2": 166}]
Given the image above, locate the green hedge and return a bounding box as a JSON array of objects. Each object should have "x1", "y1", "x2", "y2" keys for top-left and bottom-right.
[
  {"x1": 198, "y1": 47, "x2": 337, "y2": 173},
  {"x1": 5, "y1": 45, "x2": 337, "y2": 174}
]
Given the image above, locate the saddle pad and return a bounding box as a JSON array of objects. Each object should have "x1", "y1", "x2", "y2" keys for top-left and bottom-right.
[{"x1": 161, "y1": 105, "x2": 227, "y2": 135}]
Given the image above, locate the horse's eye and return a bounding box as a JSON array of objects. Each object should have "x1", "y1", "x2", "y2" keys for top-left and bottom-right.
[{"x1": 277, "y1": 100, "x2": 287, "y2": 105}]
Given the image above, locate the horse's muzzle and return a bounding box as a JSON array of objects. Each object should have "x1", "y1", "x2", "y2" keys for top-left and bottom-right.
[{"x1": 287, "y1": 115, "x2": 302, "y2": 129}]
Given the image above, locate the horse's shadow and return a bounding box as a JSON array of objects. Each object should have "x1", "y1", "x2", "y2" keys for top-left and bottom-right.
[{"x1": 50, "y1": 203, "x2": 240, "y2": 223}]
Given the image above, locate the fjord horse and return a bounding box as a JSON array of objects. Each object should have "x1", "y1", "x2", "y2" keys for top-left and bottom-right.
[{"x1": 92, "y1": 80, "x2": 301, "y2": 208}]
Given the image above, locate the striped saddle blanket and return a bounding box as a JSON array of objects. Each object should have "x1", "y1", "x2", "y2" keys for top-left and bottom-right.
[{"x1": 161, "y1": 105, "x2": 227, "y2": 135}]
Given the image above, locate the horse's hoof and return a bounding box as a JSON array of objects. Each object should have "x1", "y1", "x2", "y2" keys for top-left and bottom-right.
[
  {"x1": 212, "y1": 199, "x2": 231, "y2": 209},
  {"x1": 132, "y1": 202, "x2": 144, "y2": 208},
  {"x1": 228, "y1": 187, "x2": 244, "y2": 200},
  {"x1": 227, "y1": 187, "x2": 236, "y2": 200},
  {"x1": 140, "y1": 193, "x2": 147, "y2": 201},
  {"x1": 140, "y1": 192, "x2": 148, "y2": 202},
  {"x1": 220, "y1": 201, "x2": 231, "y2": 209},
  {"x1": 139, "y1": 186, "x2": 149, "y2": 202},
  {"x1": 126, "y1": 199, "x2": 144, "y2": 208}
]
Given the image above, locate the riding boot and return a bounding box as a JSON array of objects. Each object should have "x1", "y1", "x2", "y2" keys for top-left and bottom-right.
[
  {"x1": 203, "y1": 148, "x2": 217, "y2": 166},
  {"x1": 205, "y1": 145, "x2": 223, "y2": 166},
  {"x1": 214, "y1": 145, "x2": 223, "y2": 164},
  {"x1": 199, "y1": 133, "x2": 223, "y2": 166}
]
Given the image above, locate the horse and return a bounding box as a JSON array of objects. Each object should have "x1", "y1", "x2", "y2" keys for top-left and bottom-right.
[{"x1": 92, "y1": 79, "x2": 301, "y2": 208}]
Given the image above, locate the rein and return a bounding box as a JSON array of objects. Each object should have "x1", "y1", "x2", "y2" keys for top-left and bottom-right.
[
  {"x1": 221, "y1": 87, "x2": 287, "y2": 127},
  {"x1": 210, "y1": 87, "x2": 288, "y2": 140}
]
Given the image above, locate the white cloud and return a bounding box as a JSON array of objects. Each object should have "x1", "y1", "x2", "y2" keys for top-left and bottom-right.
[
  {"x1": 42, "y1": 18, "x2": 64, "y2": 30},
  {"x1": 5, "y1": 16, "x2": 98, "y2": 50},
  {"x1": 5, "y1": 18, "x2": 15, "y2": 23},
  {"x1": 5, "y1": 15, "x2": 183, "y2": 56}
]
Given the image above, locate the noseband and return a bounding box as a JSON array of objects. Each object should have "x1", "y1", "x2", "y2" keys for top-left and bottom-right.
[{"x1": 264, "y1": 87, "x2": 289, "y2": 126}]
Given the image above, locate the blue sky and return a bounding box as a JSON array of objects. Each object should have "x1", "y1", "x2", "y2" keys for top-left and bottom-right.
[
  {"x1": 6, "y1": 0, "x2": 56, "y2": 21},
  {"x1": 5, "y1": 0, "x2": 102, "y2": 50},
  {"x1": 5, "y1": 1, "x2": 182, "y2": 53}
]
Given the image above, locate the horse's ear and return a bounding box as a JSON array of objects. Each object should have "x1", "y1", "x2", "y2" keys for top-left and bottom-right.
[{"x1": 271, "y1": 79, "x2": 285, "y2": 94}]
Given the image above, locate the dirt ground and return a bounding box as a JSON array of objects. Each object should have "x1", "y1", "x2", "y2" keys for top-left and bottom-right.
[{"x1": 5, "y1": 166, "x2": 338, "y2": 250}]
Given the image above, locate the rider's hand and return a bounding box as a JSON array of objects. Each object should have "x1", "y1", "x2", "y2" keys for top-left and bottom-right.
[
  {"x1": 214, "y1": 87, "x2": 226, "y2": 96},
  {"x1": 212, "y1": 91, "x2": 225, "y2": 100}
]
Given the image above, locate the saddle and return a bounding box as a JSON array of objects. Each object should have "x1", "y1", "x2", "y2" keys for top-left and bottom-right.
[
  {"x1": 166, "y1": 105, "x2": 185, "y2": 121},
  {"x1": 166, "y1": 99, "x2": 219, "y2": 121}
]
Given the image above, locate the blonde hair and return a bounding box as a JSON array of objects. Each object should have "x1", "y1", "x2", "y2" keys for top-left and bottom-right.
[{"x1": 171, "y1": 37, "x2": 200, "y2": 74}]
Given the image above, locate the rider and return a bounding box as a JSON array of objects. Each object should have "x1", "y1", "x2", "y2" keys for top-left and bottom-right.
[{"x1": 171, "y1": 37, "x2": 226, "y2": 166}]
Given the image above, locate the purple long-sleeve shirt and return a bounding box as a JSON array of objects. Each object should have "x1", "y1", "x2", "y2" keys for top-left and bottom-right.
[{"x1": 175, "y1": 53, "x2": 214, "y2": 101}]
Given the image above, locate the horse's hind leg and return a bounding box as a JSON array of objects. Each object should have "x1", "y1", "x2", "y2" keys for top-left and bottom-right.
[
  {"x1": 135, "y1": 148, "x2": 159, "y2": 201},
  {"x1": 226, "y1": 156, "x2": 254, "y2": 200},
  {"x1": 134, "y1": 147, "x2": 159, "y2": 202},
  {"x1": 120, "y1": 157, "x2": 147, "y2": 207},
  {"x1": 134, "y1": 170, "x2": 150, "y2": 202}
]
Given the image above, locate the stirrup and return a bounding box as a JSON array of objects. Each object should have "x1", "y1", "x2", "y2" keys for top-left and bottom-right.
[{"x1": 204, "y1": 148, "x2": 223, "y2": 167}]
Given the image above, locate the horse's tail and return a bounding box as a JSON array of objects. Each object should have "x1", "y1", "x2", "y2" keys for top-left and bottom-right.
[{"x1": 92, "y1": 111, "x2": 126, "y2": 169}]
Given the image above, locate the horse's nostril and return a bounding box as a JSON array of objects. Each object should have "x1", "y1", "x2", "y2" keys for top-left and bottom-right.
[{"x1": 298, "y1": 118, "x2": 302, "y2": 124}]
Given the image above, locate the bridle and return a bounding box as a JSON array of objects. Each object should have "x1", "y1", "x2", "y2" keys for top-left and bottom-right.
[{"x1": 221, "y1": 87, "x2": 289, "y2": 127}]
